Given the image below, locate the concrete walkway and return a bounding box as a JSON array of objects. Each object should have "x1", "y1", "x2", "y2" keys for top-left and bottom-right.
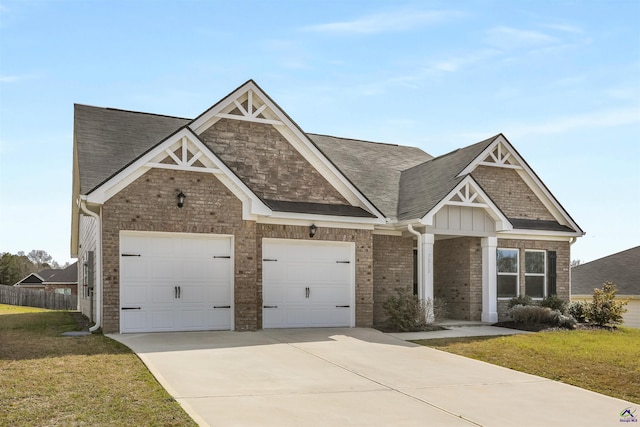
[
  {"x1": 389, "y1": 325, "x2": 531, "y2": 341},
  {"x1": 109, "y1": 328, "x2": 635, "y2": 427}
]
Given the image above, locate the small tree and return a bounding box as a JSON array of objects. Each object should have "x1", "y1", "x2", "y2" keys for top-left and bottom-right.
[{"x1": 586, "y1": 281, "x2": 629, "y2": 326}]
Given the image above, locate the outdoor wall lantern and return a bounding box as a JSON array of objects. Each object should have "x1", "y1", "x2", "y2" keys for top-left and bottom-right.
[
  {"x1": 177, "y1": 191, "x2": 186, "y2": 208},
  {"x1": 309, "y1": 224, "x2": 317, "y2": 238}
]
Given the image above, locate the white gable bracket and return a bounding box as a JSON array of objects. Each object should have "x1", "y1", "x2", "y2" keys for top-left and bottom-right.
[{"x1": 421, "y1": 176, "x2": 512, "y2": 231}]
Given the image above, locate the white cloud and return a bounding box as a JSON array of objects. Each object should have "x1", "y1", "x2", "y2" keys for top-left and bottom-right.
[
  {"x1": 0, "y1": 73, "x2": 40, "y2": 83},
  {"x1": 485, "y1": 26, "x2": 558, "y2": 50},
  {"x1": 504, "y1": 107, "x2": 640, "y2": 137},
  {"x1": 302, "y1": 9, "x2": 461, "y2": 35}
]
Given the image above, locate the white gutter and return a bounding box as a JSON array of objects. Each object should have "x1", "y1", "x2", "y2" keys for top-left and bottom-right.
[
  {"x1": 407, "y1": 224, "x2": 423, "y2": 301},
  {"x1": 80, "y1": 200, "x2": 102, "y2": 333}
]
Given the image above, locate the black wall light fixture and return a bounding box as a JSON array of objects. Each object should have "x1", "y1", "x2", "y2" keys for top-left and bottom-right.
[
  {"x1": 177, "y1": 191, "x2": 186, "y2": 208},
  {"x1": 309, "y1": 224, "x2": 317, "y2": 238}
]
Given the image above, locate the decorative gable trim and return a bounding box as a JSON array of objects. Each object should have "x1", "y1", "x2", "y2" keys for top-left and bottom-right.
[
  {"x1": 85, "y1": 127, "x2": 272, "y2": 219},
  {"x1": 189, "y1": 80, "x2": 386, "y2": 223},
  {"x1": 457, "y1": 134, "x2": 583, "y2": 235},
  {"x1": 421, "y1": 175, "x2": 512, "y2": 231}
]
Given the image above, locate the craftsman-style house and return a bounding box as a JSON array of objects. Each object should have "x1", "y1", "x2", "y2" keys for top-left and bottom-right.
[{"x1": 71, "y1": 80, "x2": 583, "y2": 333}]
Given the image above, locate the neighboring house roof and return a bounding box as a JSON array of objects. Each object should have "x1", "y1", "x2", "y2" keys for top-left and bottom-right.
[
  {"x1": 572, "y1": 246, "x2": 640, "y2": 296},
  {"x1": 14, "y1": 268, "x2": 58, "y2": 286},
  {"x1": 43, "y1": 262, "x2": 78, "y2": 284}
]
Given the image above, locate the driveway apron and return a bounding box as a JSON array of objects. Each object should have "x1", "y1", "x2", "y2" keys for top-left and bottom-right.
[{"x1": 109, "y1": 328, "x2": 634, "y2": 427}]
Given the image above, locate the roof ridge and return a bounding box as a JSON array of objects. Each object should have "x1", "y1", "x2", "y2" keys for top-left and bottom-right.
[
  {"x1": 574, "y1": 246, "x2": 640, "y2": 268},
  {"x1": 75, "y1": 103, "x2": 192, "y2": 121},
  {"x1": 307, "y1": 132, "x2": 401, "y2": 147}
]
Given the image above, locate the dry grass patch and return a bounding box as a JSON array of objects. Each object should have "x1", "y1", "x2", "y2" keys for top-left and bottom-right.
[
  {"x1": 0, "y1": 304, "x2": 196, "y2": 426},
  {"x1": 415, "y1": 328, "x2": 640, "y2": 404}
]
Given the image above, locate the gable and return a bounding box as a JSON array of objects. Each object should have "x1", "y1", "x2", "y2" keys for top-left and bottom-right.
[
  {"x1": 189, "y1": 80, "x2": 384, "y2": 219},
  {"x1": 199, "y1": 118, "x2": 349, "y2": 206},
  {"x1": 458, "y1": 134, "x2": 583, "y2": 234},
  {"x1": 471, "y1": 166, "x2": 555, "y2": 221}
]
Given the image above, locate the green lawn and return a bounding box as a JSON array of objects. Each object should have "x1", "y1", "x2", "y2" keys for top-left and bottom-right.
[
  {"x1": 0, "y1": 304, "x2": 197, "y2": 426},
  {"x1": 415, "y1": 327, "x2": 640, "y2": 404}
]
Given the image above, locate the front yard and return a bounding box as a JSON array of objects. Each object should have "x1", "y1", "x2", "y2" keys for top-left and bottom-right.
[
  {"x1": 0, "y1": 304, "x2": 197, "y2": 426},
  {"x1": 415, "y1": 327, "x2": 640, "y2": 404}
]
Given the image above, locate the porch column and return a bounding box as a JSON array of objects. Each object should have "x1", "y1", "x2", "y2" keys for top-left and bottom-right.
[
  {"x1": 481, "y1": 236, "x2": 498, "y2": 323},
  {"x1": 422, "y1": 233, "x2": 435, "y2": 322}
]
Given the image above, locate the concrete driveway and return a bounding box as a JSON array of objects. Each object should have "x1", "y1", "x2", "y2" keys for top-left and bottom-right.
[{"x1": 110, "y1": 328, "x2": 634, "y2": 426}]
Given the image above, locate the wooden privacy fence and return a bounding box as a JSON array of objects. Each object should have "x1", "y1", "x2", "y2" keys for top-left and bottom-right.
[{"x1": 0, "y1": 285, "x2": 77, "y2": 310}]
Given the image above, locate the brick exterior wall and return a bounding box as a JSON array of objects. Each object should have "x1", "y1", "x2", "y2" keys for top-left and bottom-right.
[
  {"x1": 101, "y1": 168, "x2": 257, "y2": 333},
  {"x1": 199, "y1": 118, "x2": 349, "y2": 205},
  {"x1": 496, "y1": 238, "x2": 571, "y2": 320},
  {"x1": 433, "y1": 237, "x2": 483, "y2": 321},
  {"x1": 257, "y1": 224, "x2": 374, "y2": 327},
  {"x1": 472, "y1": 166, "x2": 555, "y2": 221},
  {"x1": 99, "y1": 167, "x2": 374, "y2": 333},
  {"x1": 372, "y1": 234, "x2": 414, "y2": 326}
]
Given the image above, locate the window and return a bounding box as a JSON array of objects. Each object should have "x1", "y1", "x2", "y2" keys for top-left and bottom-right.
[
  {"x1": 55, "y1": 288, "x2": 71, "y2": 295},
  {"x1": 525, "y1": 250, "x2": 546, "y2": 298},
  {"x1": 497, "y1": 249, "x2": 518, "y2": 298}
]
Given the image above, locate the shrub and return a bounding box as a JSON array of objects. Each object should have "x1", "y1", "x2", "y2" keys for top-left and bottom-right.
[
  {"x1": 567, "y1": 301, "x2": 588, "y2": 323},
  {"x1": 540, "y1": 295, "x2": 567, "y2": 314},
  {"x1": 432, "y1": 297, "x2": 449, "y2": 322},
  {"x1": 586, "y1": 281, "x2": 629, "y2": 326},
  {"x1": 508, "y1": 305, "x2": 576, "y2": 329},
  {"x1": 508, "y1": 295, "x2": 534, "y2": 308},
  {"x1": 383, "y1": 290, "x2": 428, "y2": 332}
]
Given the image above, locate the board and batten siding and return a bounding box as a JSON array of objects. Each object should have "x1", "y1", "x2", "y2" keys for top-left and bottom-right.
[{"x1": 78, "y1": 214, "x2": 98, "y2": 320}]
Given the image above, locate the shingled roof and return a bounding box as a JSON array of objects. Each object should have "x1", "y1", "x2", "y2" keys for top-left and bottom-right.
[
  {"x1": 72, "y1": 103, "x2": 571, "y2": 227},
  {"x1": 74, "y1": 105, "x2": 189, "y2": 194},
  {"x1": 397, "y1": 136, "x2": 498, "y2": 220},
  {"x1": 308, "y1": 134, "x2": 432, "y2": 218},
  {"x1": 572, "y1": 246, "x2": 640, "y2": 296}
]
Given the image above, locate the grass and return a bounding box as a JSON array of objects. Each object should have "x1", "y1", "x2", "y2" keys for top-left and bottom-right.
[
  {"x1": 415, "y1": 327, "x2": 640, "y2": 404},
  {"x1": 0, "y1": 304, "x2": 197, "y2": 426}
]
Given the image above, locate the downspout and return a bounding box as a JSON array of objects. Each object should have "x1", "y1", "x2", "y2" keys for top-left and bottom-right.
[
  {"x1": 407, "y1": 224, "x2": 423, "y2": 301},
  {"x1": 80, "y1": 200, "x2": 102, "y2": 333}
]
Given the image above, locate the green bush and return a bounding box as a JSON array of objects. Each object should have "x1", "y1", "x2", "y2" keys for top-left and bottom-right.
[
  {"x1": 540, "y1": 295, "x2": 567, "y2": 314},
  {"x1": 508, "y1": 295, "x2": 534, "y2": 308},
  {"x1": 508, "y1": 305, "x2": 576, "y2": 329},
  {"x1": 585, "y1": 281, "x2": 629, "y2": 326},
  {"x1": 567, "y1": 301, "x2": 588, "y2": 323},
  {"x1": 383, "y1": 290, "x2": 428, "y2": 332}
]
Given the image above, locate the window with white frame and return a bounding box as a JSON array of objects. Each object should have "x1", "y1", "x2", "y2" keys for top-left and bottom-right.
[
  {"x1": 497, "y1": 248, "x2": 519, "y2": 298},
  {"x1": 525, "y1": 250, "x2": 546, "y2": 298}
]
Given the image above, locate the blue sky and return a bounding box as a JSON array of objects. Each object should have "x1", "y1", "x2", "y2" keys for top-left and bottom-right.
[{"x1": 0, "y1": 0, "x2": 638, "y2": 266}]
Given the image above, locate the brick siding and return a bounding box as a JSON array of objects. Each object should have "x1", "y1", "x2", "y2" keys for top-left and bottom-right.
[
  {"x1": 101, "y1": 168, "x2": 256, "y2": 333},
  {"x1": 496, "y1": 238, "x2": 571, "y2": 320},
  {"x1": 372, "y1": 234, "x2": 414, "y2": 326},
  {"x1": 199, "y1": 118, "x2": 349, "y2": 205},
  {"x1": 472, "y1": 166, "x2": 555, "y2": 221},
  {"x1": 257, "y1": 224, "x2": 374, "y2": 327},
  {"x1": 434, "y1": 237, "x2": 483, "y2": 321}
]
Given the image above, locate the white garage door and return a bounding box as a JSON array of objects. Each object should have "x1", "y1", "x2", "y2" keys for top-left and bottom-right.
[
  {"x1": 262, "y1": 239, "x2": 354, "y2": 328},
  {"x1": 120, "y1": 232, "x2": 233, "y2": 333}
]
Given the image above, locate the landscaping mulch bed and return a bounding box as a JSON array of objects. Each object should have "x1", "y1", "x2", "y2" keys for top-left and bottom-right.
[{"x1": 495, "y1": 321, "x2": 619, "y2": 333}]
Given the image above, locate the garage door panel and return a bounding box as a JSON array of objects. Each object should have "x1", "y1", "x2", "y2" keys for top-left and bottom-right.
[
  {"x1": 310, "y1": 307, "x2": 350, "y2": 326},
  {"x1": 262, "y1": 239, "x2": 354, "y2": 329},
  {"x1": 120, "y1": 233, "x2": 233, "y2": 333}
]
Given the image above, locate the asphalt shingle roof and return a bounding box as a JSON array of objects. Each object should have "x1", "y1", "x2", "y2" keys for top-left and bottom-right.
[
  {"x1": 308, "y1": 134, "x2": 433, "y2": 218},
  {"x1": 397, "y1": 136, "x2": 498, "y2": 220},
  {"x1": 44, "y1": 262, "x2": 78, "y2": 284},
  {"x1": 74, "y1": 105, "x2": 189, "y2": 194},
  {"x1": 571, "y1": 246, "x2": 640, "y2": 296}
]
